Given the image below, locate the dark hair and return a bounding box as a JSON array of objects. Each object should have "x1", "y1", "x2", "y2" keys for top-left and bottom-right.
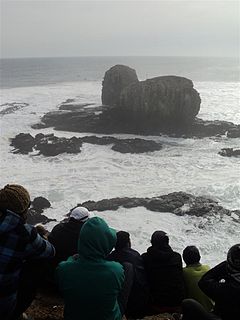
[
  {"x1": 151, "y1": 231, "x2": 169, "y2": 248},
  {"x1": 115, "y1": 231, "x2": 130, "y2": 250},
  {"x1": 183, "y1": 246, "x2": 201, "y2": 265},
  {"x1": 227, "y1": 244, "x2": 240, "y2": 272}
]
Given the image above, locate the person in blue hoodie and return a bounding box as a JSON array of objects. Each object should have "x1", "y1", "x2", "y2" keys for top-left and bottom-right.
[{"x1": 0, "y1": 184, "x2": 55, "y2": 320}]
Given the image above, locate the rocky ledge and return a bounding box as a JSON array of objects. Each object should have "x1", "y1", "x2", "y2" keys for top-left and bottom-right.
[
  {"x1": 74, "y1": 191, "x2": 240, "y2": 219},
  {"x1": 218, "y1": 148, "x2": 240, "y2": 157},
  {"x1": 10, "y1": 133, "x2": 163, "y2": 156},
  {"x1": 31, "y1": 101, "x2": 240, "y2": 139}
]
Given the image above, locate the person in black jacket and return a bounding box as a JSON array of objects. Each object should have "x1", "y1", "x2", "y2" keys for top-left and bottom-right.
[
  {"x1": 182, "y1": 243, "x2": 240, "y2": 320},
  {"x1": 142, "y1": 231, "x2": 185, "y2": 314},
  {"x1": 48, "y1": 206, "x2": 91, "y2": 264},
  {"x1": 108, "y1": 231, "x2": 149, "y2": 318}
]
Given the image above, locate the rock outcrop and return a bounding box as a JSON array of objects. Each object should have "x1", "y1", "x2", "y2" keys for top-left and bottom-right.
[
  {"x1": 10, "y1": 133, "x2": 163, "y2": 156},
  {"x1": 218, "y1": 148, "x2": 240, "y2": 157},
  {"x1": 76, "y1": 191, "x2": 235, "y2": 219},
  {"x1": 26, "y1": 196, "x2": 55, "y2": 225},
  {"x1": 102, "y1": 65, "x2": 138, "y2": 107}
]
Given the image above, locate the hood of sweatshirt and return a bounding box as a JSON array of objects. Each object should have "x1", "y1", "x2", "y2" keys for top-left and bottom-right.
[
  {"x1": 78, "y1": 217, "x2": 116, "y2": 261},
  {"x1": 0, "y1": 209, "x2": 23, "y2": 234}
]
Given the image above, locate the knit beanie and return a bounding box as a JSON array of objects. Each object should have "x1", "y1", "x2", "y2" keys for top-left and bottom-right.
[
  {"x1": 151, "y1": 230, "x2": 169, "y2": 248},
  {"x1": 0, "y1": 184, "x2": 30, "y2": 215},
  {"x1": 115, "y1": 231, "x2": 130, "y2": 250}
]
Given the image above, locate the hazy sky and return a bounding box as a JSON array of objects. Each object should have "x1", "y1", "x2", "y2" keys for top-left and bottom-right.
[{"x1": 0, "y1": 0, "x2": 239, "y2": 58}]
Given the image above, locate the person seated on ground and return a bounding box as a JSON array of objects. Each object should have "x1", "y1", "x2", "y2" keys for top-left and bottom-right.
[
  {"x1": 108, "y1": 231, "x2": 149, "y2": 318},
  {"x1": 182, "y1": 245, "x2": 213, "y2": 311},
  {"x1": 48, "y1": 206, "x2": 91, "y2": 265},
  {"x1": 142, "y1": 231, "x2": 185, "y2": 314},
  {"x1": 0, "y1": 184, "x2": 55, "y2": 320},
  {"x1": 182, "y1": 243, "x2": 240, "y2": 320},
  {"x1": 56, "y1": 217, "x2": 133, "y2": 320}
]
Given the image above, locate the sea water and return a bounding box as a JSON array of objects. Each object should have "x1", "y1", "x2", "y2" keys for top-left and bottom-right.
[{"x1": 0, "y1": 56, "x2": 239, "y2": 266}]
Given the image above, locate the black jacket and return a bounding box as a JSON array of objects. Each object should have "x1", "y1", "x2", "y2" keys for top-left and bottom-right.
[
  {"x1": 199, "y1": 261, "x2": 240, "y2": 320},
  {"x1": 48, "y1": 218, "x2": 84, "y2": 264},
  {"x1": 108, "y1": 247, "x2": 149, "y2": 317},
  {"x1": 142, "y1": 244, "x2": 185, "y2": 307}
]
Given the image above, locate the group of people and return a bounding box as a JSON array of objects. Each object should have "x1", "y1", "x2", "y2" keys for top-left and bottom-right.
[{"x1": 0, "y1": 184, "x2": 240, "y2": 320}]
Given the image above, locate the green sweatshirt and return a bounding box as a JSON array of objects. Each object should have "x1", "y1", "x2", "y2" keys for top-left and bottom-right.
[
  {"x1": 56, "y1": 217, "x2": 124, "y2": 320},
  {"x1": 183, "y1": 263, "x2": 214, "y2": 311}
]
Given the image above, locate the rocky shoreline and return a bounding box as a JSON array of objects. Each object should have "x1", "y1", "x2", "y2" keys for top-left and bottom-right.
[
  {"x1": 27, "y1": 191, "x2": 240, "y2": 226},
  {"x1": 10, "y1": 132, "x2": 163, "y2": 156},
  {"x1": 31, "y1": 100, "x2": 240, "y2": 139}
]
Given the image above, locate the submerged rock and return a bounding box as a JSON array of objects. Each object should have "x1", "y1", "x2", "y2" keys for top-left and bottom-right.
[{"x1": 0, "y1": 102, "x2": 29, "y2": 116}]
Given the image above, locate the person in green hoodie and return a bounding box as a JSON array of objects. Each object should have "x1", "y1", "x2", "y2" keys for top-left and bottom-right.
[
  {"x1": 182, "y1": 246, "x2": 213, "y2": 311},
  {"x1": 56, "y1": 217, "x2": 125, "y2": 320}
]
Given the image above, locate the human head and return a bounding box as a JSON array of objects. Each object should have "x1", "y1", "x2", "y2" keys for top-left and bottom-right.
[
  {"x1": 183, "y1": 246, "x2": 201, "y2": 266},
  {"x1": 0, "y1": 184, "x2": 31, "y2": 220},
  {"x1": 70, "y1": 206, "x2": 90, "y2": 222},
  {"x1": 151, "y1": 231, "x2": 169, "y2": 248},
  {"x1": 78, "y1": 217, "x2": 116, "y2": 260},
  {"x1": 115, "y1": 231, "x2": 131, "y2": 250},
  {"x1": 227, "y1": 244, "x2": 240, "y2": 273}
]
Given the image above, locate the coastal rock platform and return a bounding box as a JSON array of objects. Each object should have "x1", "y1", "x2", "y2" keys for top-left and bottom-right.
[
  {"x1": 10, "y1": 132, "x2": 163, "y2": 156},
  {"x1": 31, "y1": 101, "x2": 240, "y2": 138}
]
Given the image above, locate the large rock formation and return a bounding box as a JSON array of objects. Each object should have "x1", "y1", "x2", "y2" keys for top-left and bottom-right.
[
  {"x1": 120, "y1": 76, "x2": 201, "y2": 126},
  {"x1": 102, "y1": 65, "x2": 138, "y2": 107},
  {"x1": 102, "y1": 65, "x2": 201, "y2": 128}
]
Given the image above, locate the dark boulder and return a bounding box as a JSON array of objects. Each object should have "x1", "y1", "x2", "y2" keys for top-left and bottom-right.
[
  {"x1": 102, "y1": 65, "x2": 138, "y2": 107},
  {"x1": 218, "y1": 148, "x2": 240, "y2": 157},
  {"x1": 26, "y1": 196, "x2": 55, "y2": 225},
  {"x1": 112, "y1": 138, "x2": 162, "y2": 154},
  {"x1": 10, "y1": 133, "x2": 35, "y2": 153},
  {"x1": 31, "y1": 196, "x2": 51, "y2": 213},
  {"x1": 227, "y1": 126, "x2": 240, "y2": 138}
]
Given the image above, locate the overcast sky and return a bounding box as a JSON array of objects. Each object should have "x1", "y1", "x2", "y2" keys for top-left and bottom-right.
[{"x1": 0, "y1": 0, "x2": 239, "y2": 58}]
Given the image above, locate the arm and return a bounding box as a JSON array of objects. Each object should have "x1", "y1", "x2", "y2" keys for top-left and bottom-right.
[
  {"x1": 24, "y1": 224, "x2": 55, "y2": 259},
  {"x1": 198, "y1": 261, "x2": 228, "y2": 300}
]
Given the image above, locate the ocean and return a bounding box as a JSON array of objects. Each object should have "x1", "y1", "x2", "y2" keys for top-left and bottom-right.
[{"x1": 0, "y1": 56, "x2": 239, "y2": 266}]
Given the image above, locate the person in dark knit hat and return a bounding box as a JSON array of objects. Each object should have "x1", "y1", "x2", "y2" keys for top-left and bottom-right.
[
  {"x1": 182, "y1": 246, "x2": 213, "y2": 311},
  {"x1": 182, "y1": 244, "x2": 240, "y2": 320},
  {"x1": 108, "y1": 231, "x2": 149, "y2": 318},
  {"x1": 0, "y1": 184, "x2": 55, "y2": 320},
  {"x1": 142, "y1": 230, "x2": 184, "y2": 314}
]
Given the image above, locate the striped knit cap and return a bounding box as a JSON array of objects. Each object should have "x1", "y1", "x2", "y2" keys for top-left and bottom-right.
[{"x1": 0, "y1": 184, "x2": 30, "y2": 215}]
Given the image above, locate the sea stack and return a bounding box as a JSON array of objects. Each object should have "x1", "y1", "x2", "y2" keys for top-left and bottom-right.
[{"x1": 102, "y1": 65, "x2": 201, "y2": 129}]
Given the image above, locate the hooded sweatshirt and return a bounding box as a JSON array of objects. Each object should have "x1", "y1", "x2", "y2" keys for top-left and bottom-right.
[
  {"x1": 142, "y1": 244, "x2": 184, "y2": 306},
  {"x1": 56, "y1": 217, "x2": 124, "y2": 320}
]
